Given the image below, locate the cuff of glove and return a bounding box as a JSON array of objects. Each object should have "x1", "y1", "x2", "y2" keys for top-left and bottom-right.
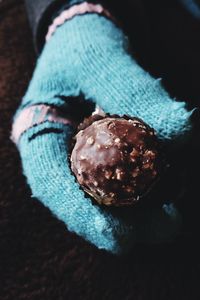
[
  {"x1": 11, "y1": 104, "x2": 75, "y2": 145},
  {"x1": 46, "y1": 1, "x2": 117, "y2": 41},
  {"x1": 25, "y1": 0, "x2": 117, "y2": 54}
]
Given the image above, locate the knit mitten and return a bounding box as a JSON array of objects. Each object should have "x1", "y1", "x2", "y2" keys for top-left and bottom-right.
[{"x1": 11, "y1": 2, "x2": 190, "y2": 254}]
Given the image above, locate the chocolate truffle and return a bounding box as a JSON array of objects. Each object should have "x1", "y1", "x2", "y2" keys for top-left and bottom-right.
[{"x1": 70, "y1": 115, "x2": 160, "y2": 206}]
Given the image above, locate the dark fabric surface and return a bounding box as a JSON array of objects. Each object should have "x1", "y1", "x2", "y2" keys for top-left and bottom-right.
[{"x1": 1, "y1": 1, "x2": 200, "y2": 300}]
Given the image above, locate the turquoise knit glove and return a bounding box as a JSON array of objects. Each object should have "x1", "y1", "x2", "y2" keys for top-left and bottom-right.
[
  {"x1": 12, "y1": 10, "x2": 192, "y2": 254},
  {"x1": 22, "y1": 13, "x2": 193, "y2": 142}
]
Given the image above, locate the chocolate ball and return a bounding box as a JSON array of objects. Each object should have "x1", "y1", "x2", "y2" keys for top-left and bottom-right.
[{"x1": 70, "y1": 115, "x2": 161, "y2": 206}]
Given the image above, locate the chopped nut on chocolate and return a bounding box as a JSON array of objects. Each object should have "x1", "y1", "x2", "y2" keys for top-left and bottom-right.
[{"x1": 70, "y1": 114, "x2": 162, "y2": 206}]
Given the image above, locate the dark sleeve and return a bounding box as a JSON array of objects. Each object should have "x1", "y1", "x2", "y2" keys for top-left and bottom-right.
[
  {"x1": 24, "y1": 0, "x2": 117, "y2": 54},
  {"x1": 24, "y1": 0, "x2": 87, "y2": 53}
]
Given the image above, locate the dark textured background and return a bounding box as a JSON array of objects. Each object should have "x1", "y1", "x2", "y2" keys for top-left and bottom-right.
[{"x1": 1, "y1": 1, "x2": 200, "y2": 299}]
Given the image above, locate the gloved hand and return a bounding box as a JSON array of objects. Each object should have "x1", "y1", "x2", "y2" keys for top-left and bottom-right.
[{"x1": 11, "y1": 4, "x2": 193, "y2": 254}]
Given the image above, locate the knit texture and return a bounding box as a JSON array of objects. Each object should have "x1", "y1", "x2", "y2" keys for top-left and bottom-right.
[
  {"x1": 21, "y1": 13, "x2": 194, "y2": 142},
  {"x1": 13, "y1": 11, "x2": 191, "y2": 253}
]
